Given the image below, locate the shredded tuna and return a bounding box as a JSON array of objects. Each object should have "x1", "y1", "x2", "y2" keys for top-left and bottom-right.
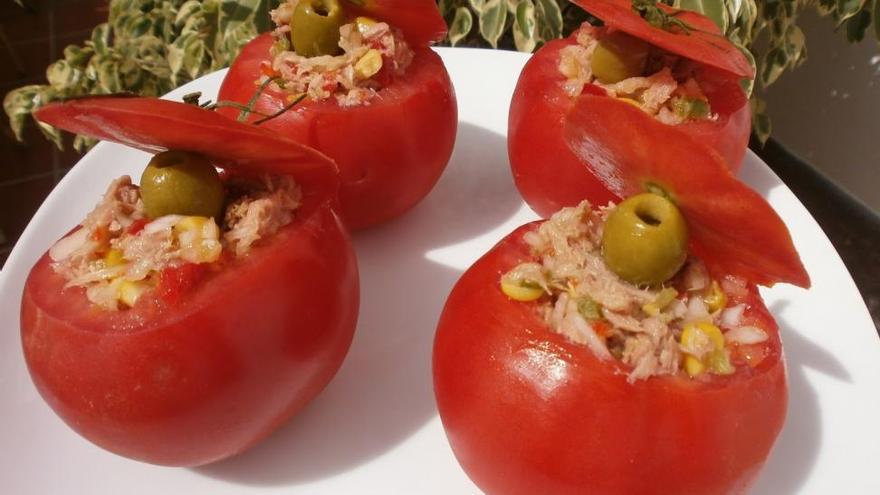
[
  {"x1": 502, "y1": 201, "x2": 770, "y2": 382},
  {"x1": 558, "y1": 24, "x2": 716, "y2": 124},
  {"x1": 51, "y1": 173, "x2": 301, "y2": 311},
  {"x1": 267, "y1": 0, "x2": 414, "y2": 106},
  {"x1": 224, "y1": 176, "x2": 302, "y2": 256}
]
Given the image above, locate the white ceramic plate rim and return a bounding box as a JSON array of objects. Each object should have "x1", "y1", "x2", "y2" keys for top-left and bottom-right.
[{"x1": 1, "y1": 48, "x2": 878, "y2": 495}]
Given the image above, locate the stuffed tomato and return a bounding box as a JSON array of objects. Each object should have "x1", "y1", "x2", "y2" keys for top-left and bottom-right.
[
  {"x1": 22, "y1": 97, "x2": 359, "y2": 467},
  {"x1": 509, "y1": 0, "x2": 753, "y2": 217},
  {"x1": 217, "y1": 0, "x2": 457, "y2": 229},
  {"x1": 434, "y1": 94, "x2": 809, "y2": 494}
]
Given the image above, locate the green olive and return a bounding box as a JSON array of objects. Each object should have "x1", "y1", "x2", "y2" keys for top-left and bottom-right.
[
  {"x1": 591, "y1": 31, "x2": 651, "y2": 84},
  {"x1": 602, "y1": 192, "x2": 688, "y2": 286},
  {"x1": 140, "y1": 151, "x2": 224, "y2": 219},
  {"x1": 291, "y1": 0, "x2": 344, "y2": 58}
]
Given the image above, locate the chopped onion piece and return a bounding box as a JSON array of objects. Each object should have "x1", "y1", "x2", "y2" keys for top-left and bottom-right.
[
  {"x1": 725, "y1": 326, "x2": 768, "y2": 345},
  {"x1": 720, "y1": 304, "x2": 745, "y2": 329},
  {"x1": 684, "y1": 296, "x2": 710, "y2": 323},
  {"x1": 143, "y1": 215, "x2": 183, "y2": 234},
  {"x1": 563, "y1": 311, "x2": 612, "y2": 361},
  {"x1": 49, "y1": 228, "x2": 89, "y2": 261}
]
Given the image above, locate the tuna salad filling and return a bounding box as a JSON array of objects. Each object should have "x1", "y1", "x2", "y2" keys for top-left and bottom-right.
[
  {"x1": 559, "y1": 25, "x2": 716, "y2": 125},
  {"x1": 50, "y1": 174, "x2": 301, "y2": 311},
  {"x1": 501, "y1": 201, "x2": 771, "y2": 383},
  {"x1": 267, "y1": 0, "x2": 414, "y2": 106}
]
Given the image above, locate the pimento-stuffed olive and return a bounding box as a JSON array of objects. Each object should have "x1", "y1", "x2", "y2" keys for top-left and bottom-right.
[
  {"x1": 218, "y1": 0, "x2": 457, "y2": 229},
  {"x1": 23, "y1": 97, "x2": 359, "y2": 467},
  {"x1": 434, "y1": 93, "x2": 809, "y2": 494},
  {"x1": 508, "y1": 0, "x2": 754, "y2": 217}
]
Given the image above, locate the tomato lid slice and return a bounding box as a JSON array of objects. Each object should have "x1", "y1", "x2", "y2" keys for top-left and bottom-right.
[
  {"x1": 571, "y1": 0, "x2": 753, "y2": 79},
  {"x1": 564, "y1": 94, "x2": 810, "y2": 288},
  {"x1": 34, "y1": 97, "x2": 339, "y2": 198},
  {"x1": 344, "y1": 0, "x2": 447, "y2": 46}
]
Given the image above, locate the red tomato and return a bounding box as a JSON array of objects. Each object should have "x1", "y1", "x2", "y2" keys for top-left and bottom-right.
[
  {"x1": 342, "y1": 0, "x2": 448, "y2": 47},
  {"x1": 433, "y1": 222, "x2": 787, "y2": 495},
  {"x1": 508, "y1": 2, "x2": 752, "y2": 218},
  {"x1": 218, "y1": 20, "x2": 458, "y2": 229},
  {"x1": 564, "y1": 94, "x2": 809, "y2": 288},
  {"x1": 24, "y1": 98, "x2": 359, "y2": 466}
]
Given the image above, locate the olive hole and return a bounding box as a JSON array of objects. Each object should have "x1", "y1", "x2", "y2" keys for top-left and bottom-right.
[
  {"x1": 635, "y1": 206, "x2": 662, "y2": 226},
  {"x1": 313, "y1": 1, "x2": 330, "y2": 16}
]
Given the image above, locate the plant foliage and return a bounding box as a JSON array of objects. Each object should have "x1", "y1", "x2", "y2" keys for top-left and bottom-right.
[{"x1": 5, "y1": 0, "x2": 879, "y2": 148}]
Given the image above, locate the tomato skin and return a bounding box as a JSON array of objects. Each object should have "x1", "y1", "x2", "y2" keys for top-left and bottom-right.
[
  {"x1": 433, "y1": 223, "x2": 787, "y2": 495},
  {"x1": 508, "y1": 34, "x2": 750, "y2": 219},
  {"x1": 21, "y1": 194, "x2": 359, "y2": 466},
  {"x1": 218, "y1": 33, "x2": 458, "y2": 229}
]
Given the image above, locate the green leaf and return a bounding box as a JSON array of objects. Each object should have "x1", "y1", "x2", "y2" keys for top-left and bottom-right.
[
  {"x1": 534, "y1": 0, "x2": 563, "y2": 42},
  {"x1": 735, "y1": 41, "x2": 756, "y2": 96},
  {"x1": 513, "y1": 0, "x2": 538, "y2": 52},
  {"x1": 3, "y1": 85, "x2": 47, "y2": 141},
  {"x1": 760, "y1": 47, "x2": 787, "y2": 87},
  {"x1": 874, "y1": 0, "x2": 880, "y2": 41},
  {"x1": 438, "y1": 0, "x2": 454, "y2": 17},
  {"x1": 845, "y1": 8, "x2": 871, "y2": 42},
  {"x1": 449, "y1": 7, "x2": 475, "y2": 46},
  {"x1": 469, "y1": 0, "x2": 487, "y2": 12},
  {"x1": 678, "y1": 0, "x2": 729, "y2": 32},
  {"x1": 479, "y1": 0, "x2": 508, "y2": 48},
  {"x1": 837, "y1": 0, "x2": 867, "y2": 22},
  {"x1": 750, "y1": 97, "x2": 771, "y2": 145},
  {"x1": 90, "y1": 23, "x2": 111, "y2": 56}
]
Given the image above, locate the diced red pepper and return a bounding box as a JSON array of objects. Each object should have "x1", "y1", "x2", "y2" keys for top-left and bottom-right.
[{"x1": 126, "y1": 218, "x2": 148, "y2": 235}]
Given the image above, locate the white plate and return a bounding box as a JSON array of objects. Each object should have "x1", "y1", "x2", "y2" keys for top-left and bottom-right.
[{"x1": 1, "y1": 48, "x2": 878, "y2": 495}]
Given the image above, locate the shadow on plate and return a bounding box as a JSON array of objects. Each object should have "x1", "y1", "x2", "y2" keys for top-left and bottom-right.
[
  {"x1": 752, "y1": 301, "x2": 851, "y2": 495},
  {"x1": 195, "y1": 123, "x2": 522, "y2": 486}
]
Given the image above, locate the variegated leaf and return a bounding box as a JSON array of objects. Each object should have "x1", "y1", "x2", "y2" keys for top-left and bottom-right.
[
  {"x1": 513, "y1": 0, "x2": 537, "y2": 53},
  {"x1": 3, "y1": 85, "x2": 44, "y2": 141},
  {"x1": 438, "y1": 0, "x2": 456, "y2": 17},
  {"x1": 469, "y1": 0, "x2": 487, "y2": 12},
  {"x1": 534, "y1": 0, "x2": 563, "y2": 42},
  {"x1": 449, "y1": 7, "x2": 474, "y2": 46},
  {"x1": 678, "y1": 0, "x2": 729, "y2": 31},
  {"x1": 479, "y1": 0, "x2": 508, "y2": 48},
  {"x1": 837, "y1": 0, "x2": 867, "y2": 23}
]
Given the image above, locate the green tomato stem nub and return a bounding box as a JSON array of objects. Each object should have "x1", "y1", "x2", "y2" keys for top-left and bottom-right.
[{"x1": 602, "y1": 193, "x2": 688, "y2": 286}]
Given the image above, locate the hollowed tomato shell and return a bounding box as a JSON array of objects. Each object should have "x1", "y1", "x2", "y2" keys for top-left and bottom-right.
[
  {"x1": 433, "y1": 223, "x2": 787, "y2": 495},
  {"x1": 218, "y1": 33, "x2": 458, "y2": 230},
  {"x1": 508, "y1": 31, "x2": 750, "y2": 218},
  {"x1": 25, "y1": 98, "x2": 360, "y2": 466}
]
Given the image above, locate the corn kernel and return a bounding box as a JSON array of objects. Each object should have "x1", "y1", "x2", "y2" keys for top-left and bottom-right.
[
  {"x1": 104, "y1": 248, "x2": 125, "y2": 267},
  {"x1": 684, "y1": 355, "x2": 705, "y2": 377},
  {"x1": 680, "y1": 321, "x2": 732, "y2": 377},
  {"x1": 500, "y1": 280, "x2": 544, "y2": 302},
  {"x1": 703, "y1": 281, "x2": 728, "y2": 313},
  {"x1": 696, "y1": 321, "x2": 725, "y2": 349},
  {"x1": 118, "y1": 280, "x2": 150, "y2": 308},
  {"x1": 355, "y1": 16, "x2": 378, "y2": 35},
  {"x1": 174, "y1": 216, "x2": 222, "y2": 263},
  {"x1": 355, "y1": 49, "x2": 383, "y2": 80}
]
